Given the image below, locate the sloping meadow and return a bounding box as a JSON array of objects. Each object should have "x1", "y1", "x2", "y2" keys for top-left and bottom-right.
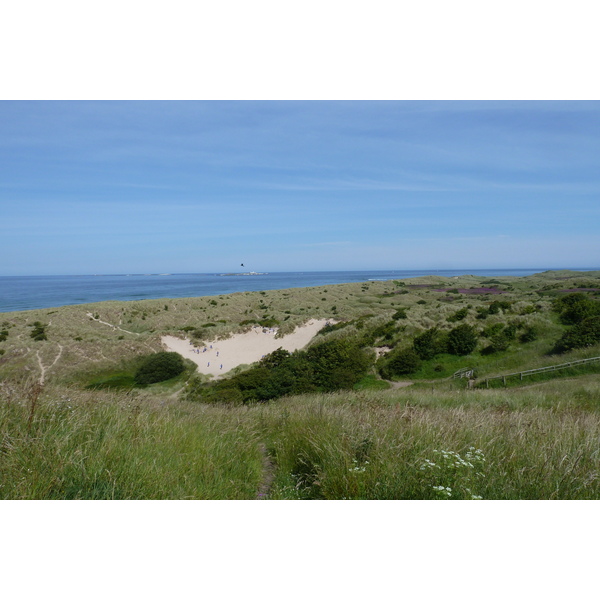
[{"x1": 2, "y1": 376, "x2": 600, "y2": 499}]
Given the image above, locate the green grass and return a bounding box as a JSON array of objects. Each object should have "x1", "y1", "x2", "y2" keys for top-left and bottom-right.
[
  {"x1": 85, "y1": 373, "x2": 136, "y2": 390},
  {"x1": 353, "y1": 374, "x2": 391, "y2": 390},
  {"x1": 2, "y1": 376, "x2": 600, "y2": 499},
  {"x1": 0, "y1": 385, "x2": 263, "y2": 499}
]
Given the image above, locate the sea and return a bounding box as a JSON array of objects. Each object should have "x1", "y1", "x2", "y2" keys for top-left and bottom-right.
[{"x1": 0, "y1": 269, "x2": 595, "y2": 313}]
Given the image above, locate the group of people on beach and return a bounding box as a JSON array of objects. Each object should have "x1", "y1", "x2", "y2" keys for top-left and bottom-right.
[
  {"x1": 185, "y1": 325, "x2": 281, "y2": 374},
  {"x1": 189, "y1": 341, "x2": 223, "y2": 370}
]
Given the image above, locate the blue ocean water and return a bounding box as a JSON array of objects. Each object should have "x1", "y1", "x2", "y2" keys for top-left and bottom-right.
[{"x1": 0, "y1": 269, "x2": 592, "y2": 313}]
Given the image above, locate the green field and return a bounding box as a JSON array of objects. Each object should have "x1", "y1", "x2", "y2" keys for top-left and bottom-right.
[{"x1": 1, "y1": 269, "x2": 599, "y2": 499}]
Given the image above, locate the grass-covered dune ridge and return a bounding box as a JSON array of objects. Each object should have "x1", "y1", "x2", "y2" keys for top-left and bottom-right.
[{"x1": 1, "y1": 269, "x2": 600, "y2": 499}]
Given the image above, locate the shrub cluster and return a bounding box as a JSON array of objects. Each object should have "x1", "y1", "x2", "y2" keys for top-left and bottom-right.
[
  {"x1": 553, "y1": 315, "x2": 600, "y2": 353},
  {"x1": 391, "y1": 308, "x2": 408, "y2": 320},
  {"x1": 552, "y1": 293, "x2": 600, "y2": 325},
  {"x1": 187, "y1": 339, "x2": 373, "y2": 404},
  {"x1": 446, "y1": 324, "x2": 478, "y2": 356},
  {"x1": 413, "y1": 327, "x2": 448, "y2": 360},
  {"x1": 411, "y1": 324, "x2": 478, "y2": 360},
  {"x1": 378, "y1": 347, "x2": 421, "y2": 378},
  {"x1": 134, "y1": 352, "x2": 186, "y2": 385},
  {"x1": 30, "y1": 322, "x2": 47, "y2": 341},
  {"x1": 447, "y1": 307, "x2": 469, "y2": 322}
]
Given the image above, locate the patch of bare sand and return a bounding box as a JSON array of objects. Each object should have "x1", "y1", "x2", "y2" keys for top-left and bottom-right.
[{"x1": 162, "y1": 319, "x2": 331, "y2": 378}]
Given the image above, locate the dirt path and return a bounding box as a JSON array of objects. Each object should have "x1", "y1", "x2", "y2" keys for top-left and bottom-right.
[
  {"x1": 36, "y1": 343, "x2": 63, "y2": 385},
  {"x1": 86, "y1": 312, "x2": 140, "y2": 336},
  {"x1": 256, "y1": 444, "x2": 276, "y2": 499},
  {"x1": 388, "y1": 380, "x2": 414, "y2": 389}
]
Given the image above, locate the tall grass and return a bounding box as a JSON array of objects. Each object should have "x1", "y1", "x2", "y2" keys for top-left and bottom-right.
[
  {"x1": 253, "y1": 382, "x2": 600, "y2": 500},
  {"x1": 0, "y1": 383, "x2": 263, "y2": 499},
  {"x1": 2, "y1": 379, "x2": 599, "y2": 499}
]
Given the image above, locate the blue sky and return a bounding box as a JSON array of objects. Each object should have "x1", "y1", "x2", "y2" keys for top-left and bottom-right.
[{"x1": 1, "y1": 101, "x2": 599, "y2": 275}]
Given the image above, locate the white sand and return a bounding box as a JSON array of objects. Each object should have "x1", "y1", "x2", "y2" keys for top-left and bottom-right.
[{"x1": 161, "y1": 319, "x2": 331, "y2": 378}]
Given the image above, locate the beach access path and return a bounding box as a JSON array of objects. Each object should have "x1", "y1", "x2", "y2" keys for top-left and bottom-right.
[{"x1": 161, "y1": 319, "x2": 330, "y2": 378}]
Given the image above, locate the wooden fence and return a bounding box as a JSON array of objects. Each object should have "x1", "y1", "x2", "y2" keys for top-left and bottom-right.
[{"x1": 482, "y1": 355, "x2": 600, "y2": 387}]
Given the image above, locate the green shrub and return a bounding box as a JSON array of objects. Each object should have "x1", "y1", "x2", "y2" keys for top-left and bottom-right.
[
  {"x1": 553, "y1": 315, "x2": 600, "y2": 353},
  {"x1": 379, "y1": 348, "x2": 421, "y2": 378},
  {"x1": 552, "y1": 293, "x2": 600, "y2": 325},
  {"x1": 482, "y1": 331, "x2": 511, "y2": 355},
  {"x1": 134, "y1": 352, "x2": 186, "y2": 385},
  {"x1": 519, "y1": 325, "x2": 539, "y2": 343},
  {"x1": 413, "y1": 328, "x2": 447, "y2": 360},
  {"x1": 520, "y1": 304, "x2": 539, "y2": 315},
  {"x1": 258, "y1": 318, "x2": 279, "y2": 328},
  {"x1": 371, "y1": 320, "x2": 397, "y2": 341},
  {"x1": 488, "y1": 300, "x2": 512, "y2": 315},
  {"x1": 476, "y1": 307, "x2": 489, "y2": 320},
  {"x1": 187, "y1": 339, "x2": 373, "y2": 404},
  {"x1": 30, "y1": 322, "x2": 47, "y2": 341},
  {"x1": 392, "y1": 308, "x2": 408, "y2": 320},
  {"x1": 259, "y1": 348, "x2": 291, "y2": 369},
  {"x1": 447, "y1": 307, "x2": 469, "y2": 322},
  {"x1": 481, "y1": 322, "x2": 505, "y2": 338},
  {"x1": 447, "y1": 324, "x2": 478, "y2": 356}
]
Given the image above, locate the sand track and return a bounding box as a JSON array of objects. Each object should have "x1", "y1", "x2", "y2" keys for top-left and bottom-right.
[
  {"x1": 162, "y1": 319, "x2": 330, "y2": 378},
  {"x1": 36, "y1": 344, "x2": 64, "y2": 385}
]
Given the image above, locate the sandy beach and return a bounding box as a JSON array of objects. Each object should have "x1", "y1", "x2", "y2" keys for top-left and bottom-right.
[{"x1": 161, "y1": 319, "x2": 331, "y2": 378}]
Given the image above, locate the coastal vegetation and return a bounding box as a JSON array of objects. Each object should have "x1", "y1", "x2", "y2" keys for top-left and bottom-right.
[{"x1": 1, "y1": 269, "x2": 600, "y2": 499}]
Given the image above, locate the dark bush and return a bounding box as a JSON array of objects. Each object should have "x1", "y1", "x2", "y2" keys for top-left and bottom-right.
[
  {"x1": 519, "y1": 325, "x2": 539, "y2": 343},
  {"x1": 30, "y1": 322, "x2": 47, "y2": 341},
  {"x1": 488, "y1": 300, "x2": 512, "y2": 315},
  {"x1": 258, "y1": 317, "x2": 279, "y2": 328},
  {"x1": 553, "y1": 315, "x2": 600, "y2": 353},
  {"x1": 413, "y1": 328, "x2": 447, "y2": 360},
  {"x1": 134, "y1": 352, "x2": 186, "y2": 385},
  {"x1": 392, "y1": 308, "x2": 408, "y2": 320},
  {"x1": 379, "y1": 348, "x2": 421, "y2": 378},
  {"x1": 482, "y1": 332, "x2": 511, "y2": 354},
  {"x1": 186, "y1": 339, "x2": 372, "y2": 403},
  {"x1": 305, "y1": 339, "x2": 372, "y2": 391},
  {"x1": 259, "y1": 347, "x2": 291, "y2": 369},
  {"x1": 447, "y1": 307, "x2": 469, "y2": 322},
  {"x1": 372, "y1": 320, "x2": 397, "y2": 341},
  {"x1": 481, "y1": 322, "x2": 505, "y2": 338},
  {"x1": 447, "y1": 324, "x2": 478, "y2": 356},
  {"x1": 552, "y1": 293, "x2": 599, "y2": 325}
]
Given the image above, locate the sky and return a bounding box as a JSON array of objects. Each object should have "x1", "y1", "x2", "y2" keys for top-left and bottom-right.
[{"x1": 1, "y1": 100, "x2": 599, "y2": 275}]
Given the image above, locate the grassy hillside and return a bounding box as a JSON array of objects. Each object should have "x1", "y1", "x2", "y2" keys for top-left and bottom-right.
[{"x1": 1, "y1": 270, "x2": 600, "y2": 499}]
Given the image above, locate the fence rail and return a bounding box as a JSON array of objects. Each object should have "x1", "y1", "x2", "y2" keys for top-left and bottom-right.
[{"x1": 482, "y1": 356, "x2": 600, "y2": 387}]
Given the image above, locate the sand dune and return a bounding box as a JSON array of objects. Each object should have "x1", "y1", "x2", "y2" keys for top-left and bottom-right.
[{"x1": 162, "y1": 319, "x2": 330, "y2": 378}]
